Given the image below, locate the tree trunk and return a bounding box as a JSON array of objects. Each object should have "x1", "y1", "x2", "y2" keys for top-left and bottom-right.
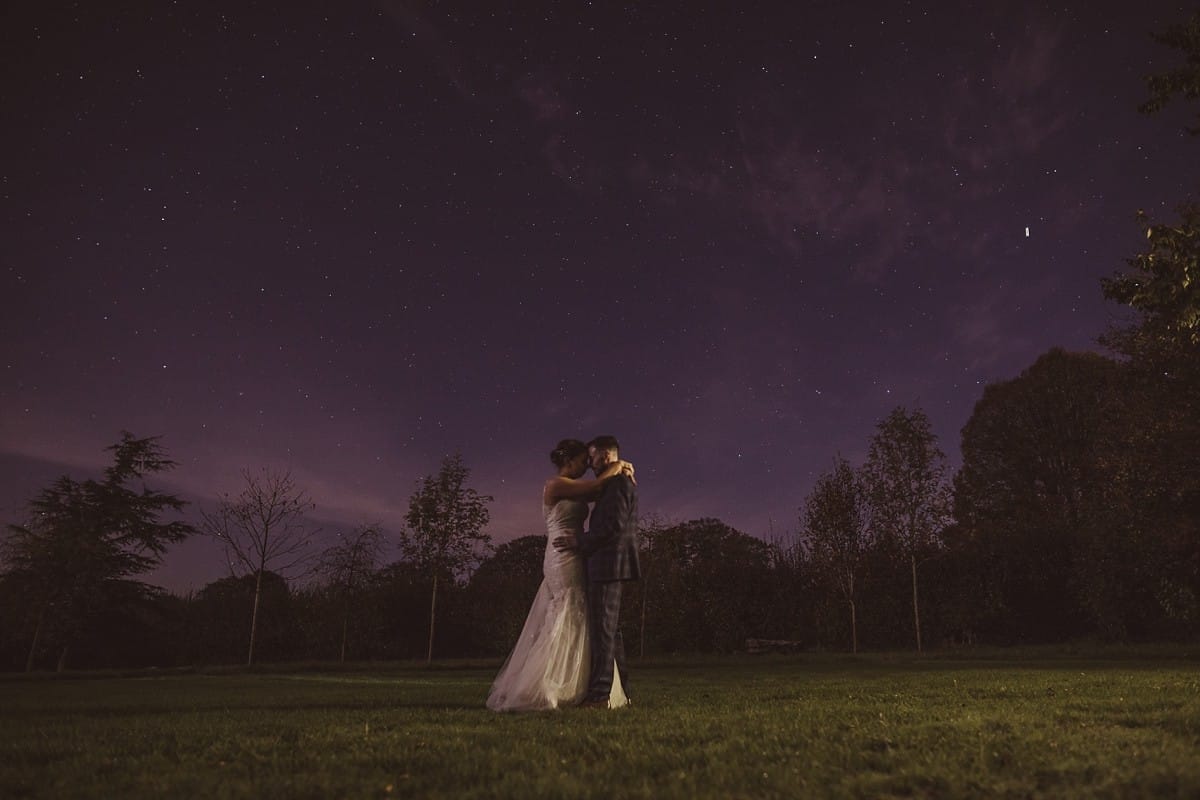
[
  {"x1": 849, "y1": 597, "x2": 858, "y2": 654},
  {"x1": 911, "y1": 554, "x2": 923, "y2": 654},
  {"x1": 56, "y1": 644, "x2": 69, "y2": 673},
  {"x1": 247, "y1": 569, "x2": 264, "y2": 666},
  {"x1": 639, "y1": 584, "x2": 647, "y2": 660},
  {"x1": 25, "y1": 603, "x2": 47, "y2": 673},
  {"x1": 340, "y1": 611, "x2": 348, "y2": 663},
  {"x1": 426, "y1": 574, "x2": 438, "y2": 664}
]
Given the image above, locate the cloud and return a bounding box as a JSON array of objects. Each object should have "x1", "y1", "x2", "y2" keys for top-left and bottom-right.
[
  {"x1": 515, "y1": 72, "x2": 571, "y2": 123},
  {"x1": 942, "y1": 22, "x2": 1071, "y2": 175},
  {"x1": 946, "y1": 274, "x2": 1062, "y2": 374},
  {"x1": 512, "y1": 71, "x2": 608, "y2": 193},
  {"x1": 734, "y1": 130, "x2": 917, "y2": 278},
  {"x1": 0, "y1": 395, "x2": 422, "y2": 527},
  {"x1": 626, "y1": 19, "x2": 1076, "y2": 283}
]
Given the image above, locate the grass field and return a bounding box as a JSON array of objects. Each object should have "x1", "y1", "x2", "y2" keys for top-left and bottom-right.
[{"x1": 2, "y1": 653, "x2": 1199, "y2": 798}]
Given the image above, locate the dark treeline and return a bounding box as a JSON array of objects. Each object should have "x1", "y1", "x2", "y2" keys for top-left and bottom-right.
[
  {"x1": 0, "y1": 344, "x2": 1197, "y2": 672},
  {"x1": 2, "y1": 13, "x2": 1198, "y2": 670},
  {"x1": 0, "y1": 334, "x2": 1198, "y2": 672}
]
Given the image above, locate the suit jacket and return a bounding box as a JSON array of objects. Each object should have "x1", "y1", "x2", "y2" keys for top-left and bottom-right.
[{"x1": 579, "y1": 473, "x2": 640, "y2": 583}]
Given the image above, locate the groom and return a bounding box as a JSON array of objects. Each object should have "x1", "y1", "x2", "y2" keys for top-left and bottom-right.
[{"x1": 556, "y1": 435, "x2": 640, "y2": 707}]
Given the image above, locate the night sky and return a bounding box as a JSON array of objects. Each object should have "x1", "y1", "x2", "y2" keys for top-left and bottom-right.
[{"x1": 2, "y1": 1, "x2": 1196, "y2": 591}]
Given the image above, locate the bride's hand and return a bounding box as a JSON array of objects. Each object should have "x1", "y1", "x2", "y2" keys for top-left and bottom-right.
[{"x1": 620, "y1": 460, "x2": 636, "y2": 485}]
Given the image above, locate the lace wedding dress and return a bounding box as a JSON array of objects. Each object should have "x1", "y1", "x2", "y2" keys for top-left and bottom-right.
[{"x1": 486, "y1": 499, "x2": 627, "y2": 711}]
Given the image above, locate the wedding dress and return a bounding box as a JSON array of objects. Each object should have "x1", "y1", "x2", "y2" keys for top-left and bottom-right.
[{"x1": 486, "y1": 499, "x2": 627, "y2": 711}]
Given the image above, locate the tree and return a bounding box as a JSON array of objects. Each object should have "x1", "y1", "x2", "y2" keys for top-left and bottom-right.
[
  {"x1": 466, "y1": 535, "x2": 545, "y2": 655},
  {"x1": 633, "y1": 518, "x2": 774, "y2": 653},
  {"x1": 1100, "y1": 207, "x2": 1200, "y2": 527},
  {"x1": 630, "y1": 514, "x2": 668, "y2": 659},
  {"x1": 1137, "y1": 11, "x2": 1200, "y2": 135},
  {"x1": 1105, "y1": 10, "x2": 1200, "y2": 512},
  {"x1": 1, "y1": 433, "x2": 194, "y2": 671},
  {"x1": 188, "y1": 572, "x2": 294, "y2": 664},
  {"x1": 398, "y1": 454, "x2": 492, "y2": 663},
  {"x1": 200, "y1": 468, "x2": 316, "y2": 665},
  {"x1": 1090, "y1": 14, "x2": 1200, "y2": 638},
  {"x1": 802, "y1": 457, "x2": 870, "y2": 653},
  {"x1": 315, "y1": 524, "x2": 386, "y2": 662},
  {"x1": 1103, "y1": 205, "x2": 1200, "y2": 353},
  {"x1": 861, "y1": 407, "x2": 952, "y2": 653},
  {"x1": 954, "y1": 350, "x2": 1135, "y2": 640}
]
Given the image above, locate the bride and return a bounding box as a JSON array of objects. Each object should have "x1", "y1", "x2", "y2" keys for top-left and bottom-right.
[{"x1": 486, "y1": 439, "x2": 632, "y2": 711}]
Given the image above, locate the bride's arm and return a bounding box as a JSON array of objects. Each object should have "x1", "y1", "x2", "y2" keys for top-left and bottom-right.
[{"x1": 544, "y1": 460, "x2": 635, "y2": 504}]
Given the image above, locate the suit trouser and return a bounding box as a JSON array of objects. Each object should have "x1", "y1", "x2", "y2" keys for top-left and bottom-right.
[{"x1": 585, "y1": 579, "x2": 627, "y2": 701}]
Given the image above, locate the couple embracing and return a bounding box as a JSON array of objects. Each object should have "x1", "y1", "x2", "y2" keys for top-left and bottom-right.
[{"x1": 486, "y1": 435, "x2": 639, "y2": 711}]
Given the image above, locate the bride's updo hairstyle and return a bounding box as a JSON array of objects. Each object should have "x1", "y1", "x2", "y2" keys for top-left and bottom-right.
[{"x1": 550, "y1": 439, "x2": 588, "y2": 467}]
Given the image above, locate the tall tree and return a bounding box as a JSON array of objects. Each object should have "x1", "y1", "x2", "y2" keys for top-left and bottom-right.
[
  {"x1": 803, "y1": 457, "x2": 870, "y2": 653},
  {"x1": 954, "y1": 350, "x2": 1132, "y2": 640},
  {"x1": 862, "y1": 407, "x2": 951, "y2": 653},
  {"x1": 398, "y1": 454, "x2": 492, "y2": 663},
  {"x1": 315, "y1": 524, "x2": 386, "y2": 662},
  {"x1": 630, "y1": 514, "x2": 669, "y2": 659},
  {"x1": 200, "y1": 468, "x2": 316, "y2": 665},
  {"x1": 1099, "y1": 207, "x2": 1200, "y2": 635},
  {"x1": 1096, "y1": 12, "x2": 1200, "y2": 636},
  {"x1": 1, "y1": 433, "x2": 194, "y2": 671}
]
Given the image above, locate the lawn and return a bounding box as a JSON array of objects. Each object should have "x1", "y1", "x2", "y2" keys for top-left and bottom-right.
[{"x1": 2, "y1": 653, "x2": 1199, "y2": 798}]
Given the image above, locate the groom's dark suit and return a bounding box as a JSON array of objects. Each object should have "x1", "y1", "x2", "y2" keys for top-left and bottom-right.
[{"x1": 577, "y1": 472, "x2": 639, "y2": 702}]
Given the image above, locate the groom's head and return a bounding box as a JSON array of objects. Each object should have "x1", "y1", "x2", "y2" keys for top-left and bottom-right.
[{"x1": 587, "y1": 435, "x2": 620, "y2": 473}]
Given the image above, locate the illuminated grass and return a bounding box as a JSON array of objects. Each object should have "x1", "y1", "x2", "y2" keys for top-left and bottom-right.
[{"x1": 1, "y1": 654, "x2": 1198, "y2": 798}]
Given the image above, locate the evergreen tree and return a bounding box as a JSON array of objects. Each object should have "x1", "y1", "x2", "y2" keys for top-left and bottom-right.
[{"x1": 2, "y1": 433, "x2": 194, "y2": 671}]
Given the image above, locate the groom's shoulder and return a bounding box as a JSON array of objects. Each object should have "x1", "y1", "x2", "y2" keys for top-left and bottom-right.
[
  {"x1": 600, "y1": 473, "x2": 634, "y2": 497},
  {"x1": 613, "y1": 473, "x2": 637, "y2": 494}
]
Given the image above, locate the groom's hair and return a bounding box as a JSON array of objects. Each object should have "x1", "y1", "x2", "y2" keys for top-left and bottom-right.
[{"x1": 587, "y1": 435, "x2": 620, "y2": 454}]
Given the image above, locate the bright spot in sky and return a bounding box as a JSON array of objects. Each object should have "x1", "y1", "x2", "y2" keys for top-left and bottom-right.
[{"x1": 1025, "y1": 226, "x2": 1030, "y2": 237}]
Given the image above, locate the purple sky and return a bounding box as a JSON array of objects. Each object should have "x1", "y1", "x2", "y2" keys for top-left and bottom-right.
[{"x1": 2, "y1": 1, "x2": 1196, "y2": 592}]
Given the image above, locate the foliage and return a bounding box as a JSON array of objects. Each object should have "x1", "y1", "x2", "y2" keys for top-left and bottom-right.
[
  {"x1": 398, "y1": 454, "x2": 492, "y2": 661},
  {"x1": 0, "y1": 433, "x2": 193, "y2": 671},
  {"x1": 370, "y1": 559, "x2": 475, "y2": 659},
  {"x1": 634, "y1": 518, "x2": 776, "y2": 653},
  {"x1": 862, "y1": 407, "x2": 951, "y2": 554},
  {"x1": 314, "y1": 525, "x2": 387, "y2": 661},
  {"x1": 801, "y1": 457, "x2": 870, "y2": 653},
  {"x1": 185, "y1": 572, "x2": 296, "y2": 664},
  {"x1": 953, "y1": 349, "x2": 1152, "y2": 640},
  {"x1": 861, "y1": 406, "x2": 952, "y2": 652},
  {"x1": 1102, "y1": 205, "x2": 1200, "y2": 352},
  {"x1": 398, "y1": 454, "x2": 493, "y2": 580},
  {"x1": 1138, "y1": 11, "x2": 1200, "y2": 134},
  {"x1": 317, "y1": 525, "x2": 386, "y2": 594},
  {"x1": 1086, "y1": 13, "x2": 1200, "y2": 640},
  {"x1": 465, "y1": 535, "x2": 544, "y2": 656}
]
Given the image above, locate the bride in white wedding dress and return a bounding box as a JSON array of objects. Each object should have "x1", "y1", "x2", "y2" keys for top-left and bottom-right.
[{"x1": 486, "y1": 440, "x2": 632, "y2": 712}]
